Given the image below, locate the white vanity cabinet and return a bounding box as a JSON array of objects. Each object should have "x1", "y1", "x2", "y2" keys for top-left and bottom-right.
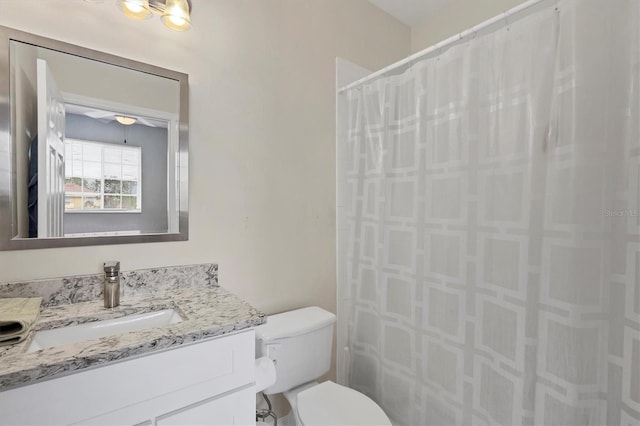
[{"x1": 0, "y1": 330, "x2": 255, "y2": 426}]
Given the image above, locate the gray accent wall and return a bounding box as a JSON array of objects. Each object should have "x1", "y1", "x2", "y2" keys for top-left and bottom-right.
[{"x1": 64, "y1": 113, "x2": 168, "y2": 235}]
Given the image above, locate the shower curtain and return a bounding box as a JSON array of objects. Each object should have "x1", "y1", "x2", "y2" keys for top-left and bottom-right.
[{"x1": 337, "y1": 0, "x2": 640, "y2": 425}]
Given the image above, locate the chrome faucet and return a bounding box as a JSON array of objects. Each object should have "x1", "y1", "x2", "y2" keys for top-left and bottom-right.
[{"x1": 103, "y1": 261, "x2": 120, "y2": 308}]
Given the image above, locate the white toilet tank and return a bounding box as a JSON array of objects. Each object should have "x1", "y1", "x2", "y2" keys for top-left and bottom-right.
[{"x1": 255, "y1": 307, "x2": 336, "y2": 395}]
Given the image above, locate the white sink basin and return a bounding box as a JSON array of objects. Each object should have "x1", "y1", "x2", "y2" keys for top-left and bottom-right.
[{"x1": 28, "y1": 309, "x2": 183, "y2": 352}]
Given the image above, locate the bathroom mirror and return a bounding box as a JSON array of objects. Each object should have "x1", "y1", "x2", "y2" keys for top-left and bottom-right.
[{"x1": 0, "y1": 25, "x2": 189, "y2": 250}]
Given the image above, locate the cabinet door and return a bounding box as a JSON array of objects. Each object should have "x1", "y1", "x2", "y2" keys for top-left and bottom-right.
[
  {"x1": 2, "y1": 331, "x2": 255, "y2": 426},
  {"x1": 156, "y1": 388, "x2": 254, "y2": 426}
]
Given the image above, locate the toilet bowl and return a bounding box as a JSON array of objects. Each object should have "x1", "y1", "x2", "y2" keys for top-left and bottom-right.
[
  {"x1": 255, "y1": 307, "x2": 391, "y2": 426},
  {"x1": 287, "y1": 380, "x2": 391, "y2": 426}
]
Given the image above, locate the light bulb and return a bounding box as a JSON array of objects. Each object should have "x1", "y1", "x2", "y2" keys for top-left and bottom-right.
[
  {"x1": 161, "y1": 0, "x2": 191, "y2": 31},
  {"x1": 124, "y1": 2, "x2": 144, "y2": 13},
  {"x1": 117, "y1": 0, "x2": 151, "y2": 20},
  {"x1": 169, "y1": 14, "x2": 186, "y2": 26}
]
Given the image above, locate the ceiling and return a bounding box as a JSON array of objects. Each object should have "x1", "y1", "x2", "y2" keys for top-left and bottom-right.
[
  {"x1": 66, "y1": 104, "x2": 168, "y2": 129},
  {"x1": 367, "y1": 0, "x2": 451, "y2": 27}
]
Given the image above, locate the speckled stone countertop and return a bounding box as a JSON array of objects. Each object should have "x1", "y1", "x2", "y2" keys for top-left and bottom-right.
[{"x1": 0, "y1": 264, "x2": 265, "y2": 391}]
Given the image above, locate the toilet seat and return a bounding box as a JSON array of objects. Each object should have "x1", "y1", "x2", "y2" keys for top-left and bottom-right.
[{"x1": 296, "y1": 381, "x2": 391, "y2": 426}]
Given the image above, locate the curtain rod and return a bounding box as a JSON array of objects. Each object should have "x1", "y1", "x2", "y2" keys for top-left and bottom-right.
[{"x1": 337, "y1": 0, "x2": 552, "y2": 94}]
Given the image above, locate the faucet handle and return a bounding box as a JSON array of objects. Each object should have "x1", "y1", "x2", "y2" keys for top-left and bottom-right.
[{"x1": 103, "y1": 261, "x2": 120, "y2": 275}]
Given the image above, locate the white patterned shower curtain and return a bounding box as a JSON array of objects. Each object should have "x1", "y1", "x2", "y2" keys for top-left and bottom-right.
[{"x1": 337, "y1": 0, "x2": 640, "y2": 425}]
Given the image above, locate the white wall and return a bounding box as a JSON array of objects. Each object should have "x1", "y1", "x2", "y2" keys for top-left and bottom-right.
[
  {"x1": 411, "y1": 0, "x2": 529, "y2": 52},
  {"x1": 0, "y1": 0, "x2": 409, "y2": 318}
]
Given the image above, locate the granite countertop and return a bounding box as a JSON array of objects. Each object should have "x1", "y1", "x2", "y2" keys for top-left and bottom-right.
[{"x1": 0, "y1": 265, "x2": 266, "y2": 392}]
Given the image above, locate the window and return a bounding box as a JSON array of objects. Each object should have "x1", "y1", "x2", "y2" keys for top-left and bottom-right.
[{"x1": 64, "y1": 139, "x2": 142, "y2": 212}]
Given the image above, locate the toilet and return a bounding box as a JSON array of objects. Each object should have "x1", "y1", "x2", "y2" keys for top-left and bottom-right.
[{"x1": 255, "y1": 307, "x2": 391, "y2": 426}]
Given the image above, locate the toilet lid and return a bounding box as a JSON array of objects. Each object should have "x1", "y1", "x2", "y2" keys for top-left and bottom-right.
[{"x1": 297, "y1": 381, "x2": 391, "y2": 426}]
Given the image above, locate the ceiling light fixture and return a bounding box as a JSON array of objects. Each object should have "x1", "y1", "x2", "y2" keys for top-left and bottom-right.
[
  {"x1": 115, "y1": 115, "x2": 137, "y2": 125},
  {"x1": 117, "y1": 0, "x2": 151, "y2": 20},
  {"x1": 116, "y1": 0, "x2": 191, "y2": 31}
]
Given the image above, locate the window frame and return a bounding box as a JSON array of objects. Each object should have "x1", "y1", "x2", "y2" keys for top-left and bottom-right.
[{"x1": 64, "y1": 138, "x2": 142, "y2": 214}]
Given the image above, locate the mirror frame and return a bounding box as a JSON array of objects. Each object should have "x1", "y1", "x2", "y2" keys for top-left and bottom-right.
[{"x1": 0, "y1": 25, "x2": 189, "y2": 250}]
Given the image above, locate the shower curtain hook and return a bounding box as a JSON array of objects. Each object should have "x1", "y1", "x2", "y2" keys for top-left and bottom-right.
[{"x1": 504, "y1": 11, "x2": 510, "y2": 31}]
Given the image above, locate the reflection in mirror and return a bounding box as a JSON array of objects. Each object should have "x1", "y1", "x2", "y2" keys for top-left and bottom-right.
[{"x1": 0, "y1": 26, "x2": 189, "y2": 250}]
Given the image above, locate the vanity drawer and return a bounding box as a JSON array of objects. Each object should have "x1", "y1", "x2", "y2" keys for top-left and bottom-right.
[{"x1": 0, "y1": 330, "x2": 255, "y2": 426}]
